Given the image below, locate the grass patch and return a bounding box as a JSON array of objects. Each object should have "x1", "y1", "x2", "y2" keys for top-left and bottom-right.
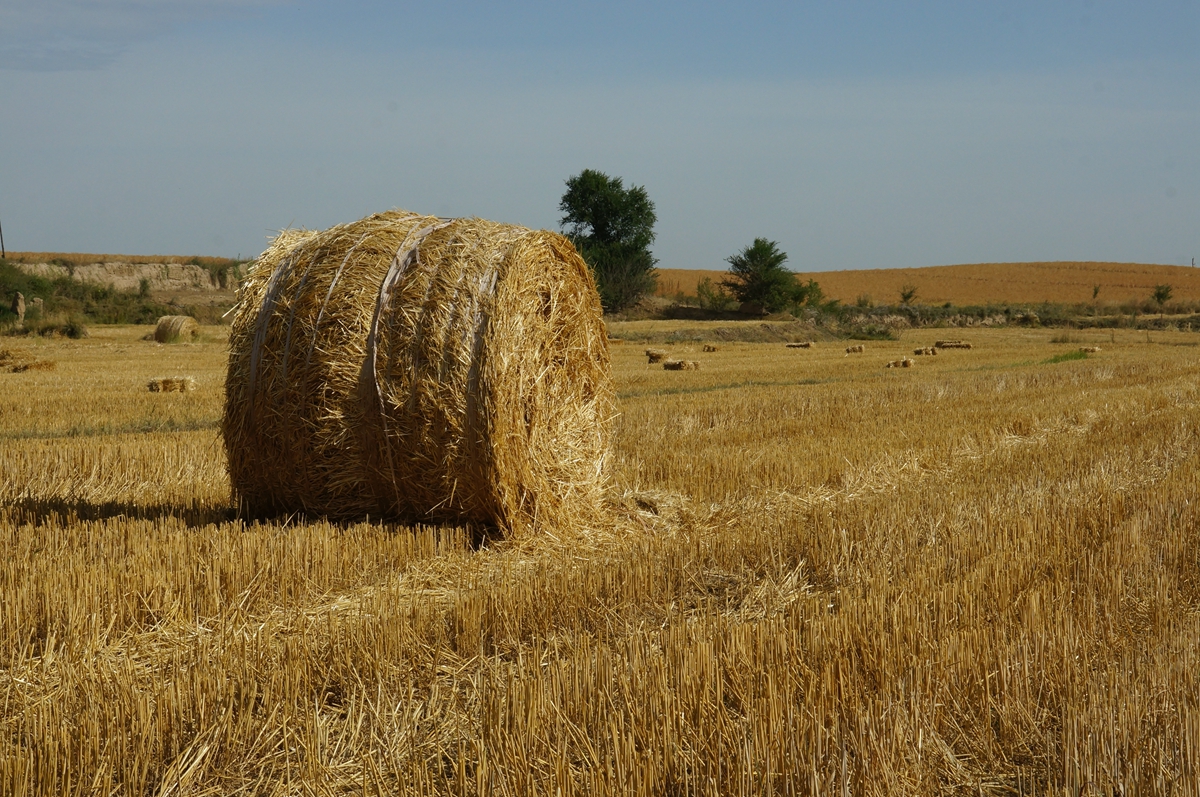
[
  {"x1": 619, "y1": 377, "x2": 828, "y2": 399},
  {"x1": 0, "y1": 418, "x2": 220, "y2": 441},
  {"x1": 1042, "y1": 350, "x2": 1089, "y2": 364}
]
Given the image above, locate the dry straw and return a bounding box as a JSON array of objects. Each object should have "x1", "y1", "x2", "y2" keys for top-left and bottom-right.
[
  {"x1": 223, "y1": 209, "x2": 614, "y2": 534},
  {"x1": 147, "y1": 376, "x2": 196, "y2": 392},
  {"x1": 645, "y1": 348, "x2": 668, "y2": 364},
  {"x1": 153, "y1": 315, "x2": 199, "y2": 343}
]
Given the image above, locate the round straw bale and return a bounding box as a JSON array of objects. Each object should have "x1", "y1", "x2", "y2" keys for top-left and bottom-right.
[
  {"x1": 223, "y1": 209, "x2": 614, "y2": 534},
  {"x1": 153, "y1": 315, "x2": 199, "y2": 343}
]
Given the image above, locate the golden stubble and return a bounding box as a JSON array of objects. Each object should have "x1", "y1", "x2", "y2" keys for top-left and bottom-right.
[{"x1": 0, "y1": 324, "x2": 1197, "y2": 795}]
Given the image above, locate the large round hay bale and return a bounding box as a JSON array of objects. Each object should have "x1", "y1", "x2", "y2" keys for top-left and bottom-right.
[
  {"x1": 153, "y1": 315, "x2": 199, "y2": 343},
  {"x1": 223, "y1": 209, "x2": 614, "y2": 533}
]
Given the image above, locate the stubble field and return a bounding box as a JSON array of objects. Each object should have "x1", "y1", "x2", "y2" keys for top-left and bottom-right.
[
  {"x1": 655, "y1": 262, "x2": 1200, "y2": 305},
  {"x1": 1, "y1": 324, "x2": 1198, "y2": 795}
]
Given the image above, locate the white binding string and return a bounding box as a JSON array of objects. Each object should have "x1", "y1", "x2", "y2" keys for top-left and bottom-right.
[
  {"x1": 247, "y1": 241, "x2": 307, "y2": 416},
  {"x1": 361, "y1": 220, "x2": 454, "y2": 503},
  {"x1": 302, "y1": 229, "x2": 377, "y2": 372}
]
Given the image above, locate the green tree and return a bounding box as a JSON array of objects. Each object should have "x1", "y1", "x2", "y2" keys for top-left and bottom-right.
[
  {"x1": 560, "y1": 169, "x2": 658, "y2": 312},
  {"x1": 696, "y1": 276, "x2": 735, "y2": 311},
  {"x1": 722, "y1": 238, "x2": 809, "y2": 312},
  {"x1": 899, "y1": 284, "x2": 918, "y2": 305},
  {"x1": 1152, "y1": 283, "x2": 1173, "y2": 312}
]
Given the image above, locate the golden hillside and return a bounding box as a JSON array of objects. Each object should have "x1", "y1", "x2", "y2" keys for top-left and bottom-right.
[{"x1": 657, "y1": 261, "x2": 1200, "y2": 305}]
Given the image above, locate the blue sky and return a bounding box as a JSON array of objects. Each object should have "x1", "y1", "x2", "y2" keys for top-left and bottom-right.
[{"x1": 1, "y1": 1, "x2": 1197, "y2": 271}]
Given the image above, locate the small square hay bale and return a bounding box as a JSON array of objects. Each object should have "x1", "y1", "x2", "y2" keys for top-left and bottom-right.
[
  {"x1": 845, "y1": 344, "x2": 865, "y2": 354},
  {"x1": 10, "y1": 360, "x2": 56, "y2": 373},
  {"x1": 786, "y1": 341, "x2": 814, "y2": 349},
  {"x1": 662, "y1": 360, "x2": 700, "y2": 371},
  {"x1": 702, "y1": 344, "x2": 718, "y2": 352},
  {"x1": 148, "y1": 376, "x2": 196, "y2": 392},
  {"x1": 913, "y1": 346, "x2": 937, "y2": 355},
  {"x1": 646, "y1": 348, "x2": 668, "y2": 363},
  {"x1": 1080, "y1": 346, "x2": 1101, "y2": 353}
]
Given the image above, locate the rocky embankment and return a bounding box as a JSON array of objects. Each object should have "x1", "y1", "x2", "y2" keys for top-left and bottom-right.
[{"x1": 13, "y1": 261, "x2": 239, "y2": 294}]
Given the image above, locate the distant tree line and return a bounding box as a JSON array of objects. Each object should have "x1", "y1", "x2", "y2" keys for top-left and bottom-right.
[{"x1": 560, "y1": 169, "x2": 823, "y2": 314}]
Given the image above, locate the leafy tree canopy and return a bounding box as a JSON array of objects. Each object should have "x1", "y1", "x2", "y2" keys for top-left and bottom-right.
[
  {"x1": 722, "y1": 238, "x2": 813, "y2": 313},
  {"x1": 560, "y1": 169, "x2": 658, "y2": 312}
]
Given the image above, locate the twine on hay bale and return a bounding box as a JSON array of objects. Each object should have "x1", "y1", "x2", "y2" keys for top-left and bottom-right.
[
  {"x1": 154, "y1": 315, "x2": 199, "y2": 343},
  {"x1": 223, "y1": 209, "x2": 614, "y2": 534},
  {"x1": 148, "y1": 376, "x2": 196, "y2": 392},
  {"x1": 645, "y1": 348, "x2": 668, "y2": 364},
  {"x1": 662, "y1": 360, "x2": 700, "y2": 370}
]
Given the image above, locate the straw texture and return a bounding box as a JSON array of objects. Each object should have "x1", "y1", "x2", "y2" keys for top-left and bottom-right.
[
  {"x1": 223, "y1": 210, "x2": 613, "y2": 534},
  {"x1": 153, "y1": 315, "x2": 199, "y2": 343}
]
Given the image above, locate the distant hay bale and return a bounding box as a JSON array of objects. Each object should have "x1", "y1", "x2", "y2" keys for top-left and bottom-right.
[
  {"x1": 154, "y1": 315, "x2": 199, "y2": 343},
  {"x1": 1080, "y1": 346, "x2": 1102, "y2": 353},
  {"x1": 913, "y1": 347, "x2": 938, "y2": 356},
  {"x1": 886, "y1": 358, "x2": 915, "y2": 368},
  {"x1": 148, "y1": 376, "x2": 196, "y2": 392},
  {"x1": 786, "y1": 341, "x2": 814, "y2": 349},
  {"x1": 607, "y1": 337, "x2": 625, "y2": 344},
  {"x1": 223, "y1": 209, "x2": 613, "y2": 534},
  {"x1": 934, "y1": 340, "x2": 972, "y2": 349},
  {"x1": 702, "y1": 344, "x2": 718, "y2": 352},
  {"x1": 646, "y1": 348, "x2": 668, "y2": 364},
  {"x1": 845, "y1": 344, "x2": 865, "y2": 354},
  {"x1": 663, "y1": 360, "x2": 700, "y2": 370},
  {"x1": 9, "y1": 360, "x2": 56, "y2": 373}
]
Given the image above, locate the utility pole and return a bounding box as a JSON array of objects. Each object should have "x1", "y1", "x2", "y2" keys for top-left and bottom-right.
[{"x1": 0, "y1": 216, "x2": 5, "y2": 259}]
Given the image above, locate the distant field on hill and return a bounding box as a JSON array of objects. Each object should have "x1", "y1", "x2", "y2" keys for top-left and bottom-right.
[{"x1": 656, "y1": 261, "x2": 1200, "y2": 305}]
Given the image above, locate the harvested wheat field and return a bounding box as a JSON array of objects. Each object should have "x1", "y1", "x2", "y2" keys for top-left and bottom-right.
[
  {"x1": 657, "y1": 261, "x2": 1200, "y2": 305},
  {"x1": 1, "y1": 322, "x2": 1198, "y2": 795}
]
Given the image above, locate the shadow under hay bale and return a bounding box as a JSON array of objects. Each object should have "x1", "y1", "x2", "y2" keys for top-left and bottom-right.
[
  {"x1": 153, "y1": 315, "x2": 199, "y2": 343},
  {"x1": 223, "y1": 209, "x2": 613, "y2": 535}
]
